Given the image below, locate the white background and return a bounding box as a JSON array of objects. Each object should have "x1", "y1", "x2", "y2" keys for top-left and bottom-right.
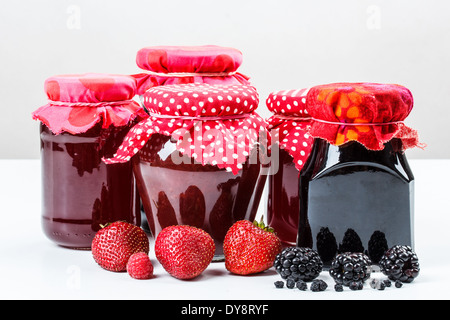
[{"x1": 0, "y1": 0, "x2": 449, "y2": 159}]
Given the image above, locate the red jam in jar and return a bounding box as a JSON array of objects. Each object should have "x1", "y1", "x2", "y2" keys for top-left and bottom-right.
[
  {"x1": 298, "y1": 83, "x2": 422, "y2": 266},
  {"x1": 265, "y1": 89, "x2": 314, "y2": 247},
  {"x1": 134, "y1": 134, "x2": 266, "y2": 259},
  {"x1": 33, "y1": 73, "x2": 148, "y2": 249},
  {"x1": 105, "y1": 83, "x2": 269, "y2": 260},
  {"x1": 133, "y1": 45, "x2": 252, "y2": 231}
]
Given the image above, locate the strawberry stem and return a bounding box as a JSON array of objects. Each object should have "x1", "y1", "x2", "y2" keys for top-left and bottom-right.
[{"x1": 253, "y1": 216, "x2": 275, "y2": 233}]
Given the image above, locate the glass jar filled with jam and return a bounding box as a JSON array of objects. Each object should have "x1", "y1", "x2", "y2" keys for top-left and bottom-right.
[
  {"x1": 265, "y1": 88, "x2": 314, "y2": 247},
  {"x1": 32, "y1": 73, "x2": 148, "y2": 249},
  {"x1": 131, "y1": 45, "x2": 252, "y2": 231},
  {"x1": 105, "y1": 83, "x2": 269, "y2": 261},
  {"x1": 297, "y1": 83, "x2": 423, "y2": 266}
]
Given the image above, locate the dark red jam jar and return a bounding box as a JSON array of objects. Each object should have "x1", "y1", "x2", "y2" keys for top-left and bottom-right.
[
  {"x1": 105, "y1": 83, "x2": 269, "y2": 261},
  {"x1": 297, "y1": 83, "x2": 423, "y2": 266},
  {"x1": 132, "y1": 45, "x2": 252, "y2": 231},
  {"x1": 32, "y1": 73, "x2": 148, "y2": 249},
  {"x1": 265, "y1": 88, "x2": 314, "y2": 247}
]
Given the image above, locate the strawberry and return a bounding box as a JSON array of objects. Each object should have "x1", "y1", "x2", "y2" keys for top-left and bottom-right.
[
  {"x1": 127, "y1": 252, "x2": 154, "y2": 279},
  {"x1": 91, "y1": 221, "x2": 149, "y2": 272},
  {"x1": 155, "y1": 225, "x2": 215, "y2": 280},
  {"x1": 223, "y1": 218, "x2": 282, "y2": 275}
]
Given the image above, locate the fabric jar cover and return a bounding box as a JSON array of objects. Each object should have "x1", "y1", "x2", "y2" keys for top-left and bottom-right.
[
  {"x1": 266, "y1": 88, "x2": 314, "y2": 172},
  {"x1": 306, "y1": 82, "x2": 424, "y2": 151},
  {"x1": 104, "y1": 83, "x2": 268, "y2": 175},
  {"x1": 32, "y1": 73, "x2": 148, "y2": 135},
  {"x1": 133, "y1": 45, "x2": 250, "y2": 94}
]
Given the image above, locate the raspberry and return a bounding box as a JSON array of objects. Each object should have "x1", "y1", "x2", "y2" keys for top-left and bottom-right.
[{"x1": 126, "y1": 252, "x2": 153, "y2": 280}]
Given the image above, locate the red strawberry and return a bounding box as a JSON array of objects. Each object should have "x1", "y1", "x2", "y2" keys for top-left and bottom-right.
[
  {"x1": 155, "y1": 225, "x2": 215, "y2": 280},
  {"x1": 92, "y1": 221, "x2": 149, "y2": 272},
  {"x1": 223, "y1": 218, "x2": 282, "y2": 275},
  {"x1": 127, "y1": 252, "x2": 154, "y2": 279}
]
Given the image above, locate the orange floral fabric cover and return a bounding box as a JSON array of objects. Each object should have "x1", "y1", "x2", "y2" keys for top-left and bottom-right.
[{"x1": 306, "y1": 83, "x2": 422, "y2": 151}]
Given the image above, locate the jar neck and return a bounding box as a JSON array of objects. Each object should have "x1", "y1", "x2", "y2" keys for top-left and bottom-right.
[{"x1": 302, "y1": 138, "x2": 412, "y2": 181}]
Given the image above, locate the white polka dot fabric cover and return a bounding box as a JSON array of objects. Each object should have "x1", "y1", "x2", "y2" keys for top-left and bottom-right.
[
  {"x1": 266, "y1": 88, "x2": 314, "y2": 171},
  {"x1": 104, "y1": 83, "x2": 269, "y2": 175}
]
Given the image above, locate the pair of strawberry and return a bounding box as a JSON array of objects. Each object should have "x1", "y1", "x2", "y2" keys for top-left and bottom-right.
[
  {"x1": 92, "y1": 218, "x2": 281, "y2": 280},
  {"x1": 91, "y1": 221, "x2": 153, "y2": 279},
  {"x1": 154, "y1": 218, "x2": 282, "y2": 279}
]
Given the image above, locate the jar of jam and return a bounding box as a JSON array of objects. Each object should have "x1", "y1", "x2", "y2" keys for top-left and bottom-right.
[
  {"x1": 32, "y1": 73, "x2": 148, "y2": 249},
  {"x1": 132, "y1": 45, "x2": 252, "y2": 231},
  {"x1": 105, "y1": 83, "x2": 269, "y2": 261},
  {"x1": 297, "y1": 83, "x2": 423, "y2": 266},
  {"x1": 265, "y1": 88, "x2": 314, "y2": 247}
]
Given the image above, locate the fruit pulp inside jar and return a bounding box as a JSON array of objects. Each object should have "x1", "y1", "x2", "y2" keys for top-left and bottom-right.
[
  {"x1": 267, "y1": 148, "x2": 300, "y2": 247},
  {"x1": 40, "y1": 123, "x2": 140, "y2": 249},
  {"x1": 298, "y1": 138, "x2": 414, "y2": 267},
  {"x1": 134, "y1": 134, "x2": 267, "y2": 261}
]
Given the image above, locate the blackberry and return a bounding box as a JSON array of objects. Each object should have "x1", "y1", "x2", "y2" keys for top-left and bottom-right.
[
  {"x1": 274, "y1": 281, "x2": 284, "y2": 289},
  {"x1": 310, "y1": 279, "x2": 328, "y2": 292},
  {"x1": 286, "y1": 278, "x2": 296, "y2": 289},
  {"x1": 379, "y1": 245, "x2": 420, "y2": 283},
  {"x1": 383, "y1": 279, "x2": 392, "y2": 287},
  {"x1": 316, "y1": 227, "x2": 338, "y2": 264},
  {"x1": 329, "y1": 252, "x2": 372, "y2": 286},
  {"x1": 366, "y1": 231, "x2": 389, "y2": 264},
  {"x1": 296, "y1": 280, "x2": 308, "y2": 291},
  {"x1": 274, "y1": 247, "x2": 323, "y2": 282},
  {"x1": 334, "y1": 283, "x2": 344, "y2": 292},
  {"x1": 395, "y1": 280, "x2": 403, "y2": 288},
  {"x1": 349, "y1": 281, "x2": 363, "y2": 290},
  {"x1": 338, "y1": 228, "x2": 364, "y2": 253}
]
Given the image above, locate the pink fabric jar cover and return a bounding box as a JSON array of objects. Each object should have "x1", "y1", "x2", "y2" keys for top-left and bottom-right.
[
  {"x1": 32, "y1": 73, "x2": 148, "y2": 134},
  {"x1": 132, "y1": 45, "x2": 251, "y2": 94}
]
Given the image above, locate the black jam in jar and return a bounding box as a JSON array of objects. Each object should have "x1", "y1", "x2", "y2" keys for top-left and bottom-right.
[{"x1": 297, "y1": 138, "x2": 414, "y2": 266}]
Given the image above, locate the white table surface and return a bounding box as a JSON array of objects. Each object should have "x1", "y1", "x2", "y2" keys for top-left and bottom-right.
[{"x1": 1, "y1": 159, "x2": 449, "y2": 301}]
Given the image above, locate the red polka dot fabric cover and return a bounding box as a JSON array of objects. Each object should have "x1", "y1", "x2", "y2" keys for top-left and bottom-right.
[
  {"x1": 104, "y1": 83, "x2": 268, "y2": 175},
  {"x1": 266, "y1": 88, "x2": 314, "y2": 172},
  {"x1": 306, "y1": 83, "x2": 423, "y2": 151},
  {"x1": 32, "y1": 73, "x2": 148, "y2": 135},
  {"x1": 133, "y1": 45, "x2": 250, "y2": 94}
]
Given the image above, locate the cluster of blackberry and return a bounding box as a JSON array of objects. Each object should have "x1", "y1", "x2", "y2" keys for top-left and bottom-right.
[{"x1": 273, "y1": 244, "x2": 419, "y2": 293}]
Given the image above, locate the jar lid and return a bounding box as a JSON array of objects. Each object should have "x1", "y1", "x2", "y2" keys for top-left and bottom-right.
[
  {"x1": 266, "y1": 88, "x2": 314, "y2": 171},
  {"x1": 104, "y1": 83, "x2": 268, "y2": 175},
  {"x1": 32, "y1": 73, "x2": 148, "y2": 135},
  {"x1": 133, "y1": 45, "x2": 250, "y2": 94},
  {"x1": 44, "y1": 73, "x2": 138, "y2": 103},
  {"x1": 306, "y1": 82, "x2": 422, "y2": 150}
]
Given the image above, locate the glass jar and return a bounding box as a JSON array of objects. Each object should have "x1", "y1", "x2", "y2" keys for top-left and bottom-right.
[
  {"x1": 133, "y1": 45, "x2": 252, "y2": 231},
  {"x1": 297, "y1": 82, "x2": 422, "y2": 266},
  {"x1": 105, "y1": 83, "x2": 269, "y2": 261},
  {"x1": 33, "y1": 73, "x2": 148, "y2": 249},
  {"x1": 134, "y1": 134, "x2": 266, "y2": 260},
  {"x1": 298, "y1": 138, "x2": 414, "y2": 265},
  {"x1": 265, "y1": 88, "x2": 314, "y2": 247},
  {"x1": 40, "y1": 122, "x2": 140, "y2": 249}
]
